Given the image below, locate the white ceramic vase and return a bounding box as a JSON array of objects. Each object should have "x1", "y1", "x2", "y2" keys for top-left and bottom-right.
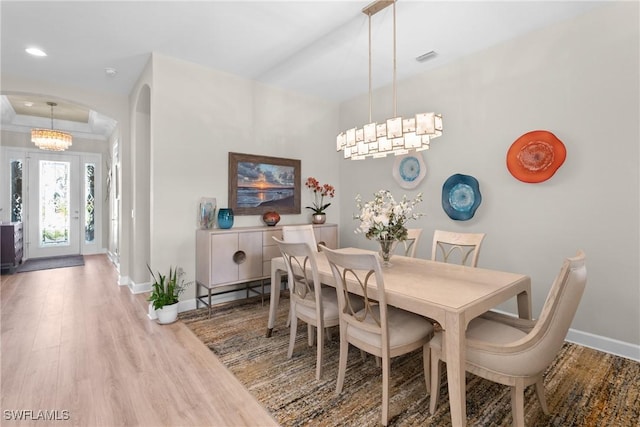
[{"x1": 156, "y1": 302, "x2": 179, "y2": 324}]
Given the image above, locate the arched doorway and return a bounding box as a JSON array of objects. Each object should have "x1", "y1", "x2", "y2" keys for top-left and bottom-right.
[{"x1": 1, "y1": 94, "x2": 117, "y2": 260}]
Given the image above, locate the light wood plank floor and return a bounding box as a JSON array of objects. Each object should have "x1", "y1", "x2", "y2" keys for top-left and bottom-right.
[{"x1": 1, "y1": 254, "x2": 279, "y2": 426}]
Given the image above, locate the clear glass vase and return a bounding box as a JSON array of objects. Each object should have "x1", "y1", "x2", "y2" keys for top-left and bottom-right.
[{"x1": 377, "y1": 238, "x2": 398, "y2": 267}]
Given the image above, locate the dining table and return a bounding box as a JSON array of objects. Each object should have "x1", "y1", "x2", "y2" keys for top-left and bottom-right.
[{"x1": 266, "y1": 247, "x2": 531, "y2": 426}]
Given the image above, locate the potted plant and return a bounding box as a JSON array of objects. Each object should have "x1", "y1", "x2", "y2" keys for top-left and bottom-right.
[
  {"x1": 147, "y1": 265, "x2": 191, "y2": 324},
  {"x1": 304, "y1": 177, "x2": 335, "y2": 224}
]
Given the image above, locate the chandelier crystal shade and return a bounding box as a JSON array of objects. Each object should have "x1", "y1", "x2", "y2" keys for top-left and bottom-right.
[
  {"x1": 337, "y1": 0, "x2": 442, "y2": 160},
  {"x1": 31, "y1": 102, "x2": 73, "y2": 151}
]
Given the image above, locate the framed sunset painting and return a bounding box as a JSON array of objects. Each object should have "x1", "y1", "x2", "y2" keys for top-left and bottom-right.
[{"x1": 228, "y1": 152, "x2": 301, "y2": 215}]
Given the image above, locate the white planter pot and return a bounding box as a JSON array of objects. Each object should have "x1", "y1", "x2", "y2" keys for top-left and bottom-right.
[{"x1": 156, "y1": 303, "x2": 179, "y2": 324}]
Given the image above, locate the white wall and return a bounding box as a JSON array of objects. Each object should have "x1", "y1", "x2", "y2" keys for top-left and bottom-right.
[
  {"x1": 337, "y1": 3, "x2": 639, "y2": 353},
  {"x1": 136, "y1": 54, "x2": 340, "y2": 301}
]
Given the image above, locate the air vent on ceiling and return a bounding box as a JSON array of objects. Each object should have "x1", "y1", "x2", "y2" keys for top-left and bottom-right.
[{"x1": 416, "y1": 51, "x2": 437, "y2": 63}]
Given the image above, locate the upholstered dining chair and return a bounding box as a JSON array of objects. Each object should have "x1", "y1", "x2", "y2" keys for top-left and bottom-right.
[
  {"x1": 429, "y1": 250, "x2": 587, "y2": 427},
  {"x1": 322, "y1": 247, "x2": 434, "y2": 426},
  {"x1": 431, "y1": 229, "x2": 486, "y2": 267},
  {"x1": 273, "y1": 238, "x2": 362, "y2": 380},
  {"x1": 401, "y1": 228, "x2": 423, "y2": 258}
]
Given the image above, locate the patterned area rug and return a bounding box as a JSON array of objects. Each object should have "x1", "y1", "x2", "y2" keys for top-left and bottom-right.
[
  {"x1": 180, "y1": 298, "x2": 640, "y2": 427},
  {"x1": 16, "y1": 255, "x2": 85, "y2": 273}
]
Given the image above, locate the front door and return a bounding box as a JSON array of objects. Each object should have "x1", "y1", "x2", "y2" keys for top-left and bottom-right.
[{"x1": 27, "y1": 152, "x2": 81, "y2": 258}]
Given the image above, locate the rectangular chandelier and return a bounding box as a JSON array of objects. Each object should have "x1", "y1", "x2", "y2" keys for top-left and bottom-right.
[
  {"x1": 336, "y1": 0, "x2": 443, "y2": 160},
  {"x1": 336, "y1": 112, "x2": 442, "y2": 160}
]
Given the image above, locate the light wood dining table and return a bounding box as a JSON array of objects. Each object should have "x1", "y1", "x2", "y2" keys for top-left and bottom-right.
[{"x1": 266, "y1": 248, "x2": 531, "y2": 426}]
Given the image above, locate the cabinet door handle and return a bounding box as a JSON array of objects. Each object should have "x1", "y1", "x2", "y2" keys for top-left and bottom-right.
[{"x1": 233, "y1": 251, "x2": 246, "y2": 264}]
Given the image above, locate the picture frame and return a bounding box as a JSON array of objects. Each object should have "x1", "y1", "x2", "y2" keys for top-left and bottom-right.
[{"x1": 228, "y1": 152, "x2": 301, "y2": 215}]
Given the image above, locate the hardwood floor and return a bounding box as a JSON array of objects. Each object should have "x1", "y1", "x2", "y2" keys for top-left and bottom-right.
[{"x1": 1, "y1": 254, "x2": 278, "y2": 426}]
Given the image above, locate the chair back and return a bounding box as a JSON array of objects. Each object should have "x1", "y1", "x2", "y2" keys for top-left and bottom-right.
[
  {"x1": 470, "y1": 251, "x2": 587, "y2": 377},
  {"x1": 431, "y1": 230, "x2": 485, "y2": 267},
  {"x1": 402, "y1": 228, "x2": 423, "y2": 258},
  {"x1": 520, "y1": 250, "x2": 587, "y2": 374},
  {"x1": 283, "y1": 224, "x2": 318, "y2": 252},
  {"x1": 273, "y1": 237, "x2": 322, "y2": 314},
  {"x1": 323, "y1": 248, "x2": 389, "y2": 351}
]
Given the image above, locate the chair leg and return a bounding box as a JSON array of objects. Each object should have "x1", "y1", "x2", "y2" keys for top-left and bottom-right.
[
  {"x1": 429, "y1": 350, "x2": 442, "y2": 414},
  {"x1": 381, "y1": 355, "x2": 391, "y2": 426},
  {"x1": 422, "y1": 344, "x2": 431, "y2": 393},
  {"x1": 535, "y1": 377, "x2": 549, "y2": 415},
  {"x1": 308, "y1": 324, "x2": 314, "y2": 347},
  {"x1": 335, "y1": 333, "x2": 349, "y2": 395},
  {"x1": 287, "y1": 313, "x2": 298, "y2": 359},
  {"x1": 316, "y1": 323, "x2": 324, "y2": 381},
  {"x1": 286, "y1": 297, "x2": 292, "y2": 327},
  {"x1": 510, "y1": 383, "x2": 526, "y2": 427}
]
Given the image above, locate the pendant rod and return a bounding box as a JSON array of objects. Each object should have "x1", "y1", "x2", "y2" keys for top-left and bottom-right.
[
  {"x1": 368, "y1": 13, "x2": 373, "y2": 123},
  {"x1": 392, "y1": 0, "x2": 397, "y2": 117},
  {"x1": 47, "y1": 101, "x2": 57, "y2": 130}
]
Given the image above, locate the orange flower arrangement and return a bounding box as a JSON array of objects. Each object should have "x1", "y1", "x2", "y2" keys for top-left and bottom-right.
[{"x1": 304, "y1": 177, "x2": 335, "y2": 214}]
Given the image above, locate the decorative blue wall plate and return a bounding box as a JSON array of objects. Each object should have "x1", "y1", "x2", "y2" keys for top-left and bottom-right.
[
  {"x1": 442, "y1": 174, "x2": 482, "y2": 221},
  {"x1": 393, "y1": 154, "x2": 426, "y2": 189}
]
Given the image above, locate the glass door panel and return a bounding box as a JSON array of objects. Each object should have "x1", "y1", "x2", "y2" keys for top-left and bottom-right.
[
  {"x1": 28, "y1": 153, "x2": 80, "y2": 258},
  {"x1": 40, "y1": 160, "x2": 71, "y2": 246}
]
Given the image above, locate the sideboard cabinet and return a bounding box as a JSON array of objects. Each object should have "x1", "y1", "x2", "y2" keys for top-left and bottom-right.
[
  {"x1": 195, "y1": 223, "x2": 337, "y2": 314},
  {"x1": 1, "y1": 222, "x2": 23, "y2": 273}
]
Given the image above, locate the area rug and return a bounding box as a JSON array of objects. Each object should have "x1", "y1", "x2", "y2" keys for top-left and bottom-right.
[
  {"x1": 16, "y1": 255, "x2": 85, "y2": 273},
  {"x1": 180, "y1": 299, "x2": 640, "y2": 427}
]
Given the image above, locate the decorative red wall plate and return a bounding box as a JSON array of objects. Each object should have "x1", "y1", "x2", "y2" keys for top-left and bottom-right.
[{"x1": 507, "y1": 130, "x2": 566, "y2": 183}]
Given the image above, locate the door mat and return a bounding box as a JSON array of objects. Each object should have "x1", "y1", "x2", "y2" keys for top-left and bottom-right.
[{"x1": 17, "y1": 255, "x2": 85, "y2": 273}]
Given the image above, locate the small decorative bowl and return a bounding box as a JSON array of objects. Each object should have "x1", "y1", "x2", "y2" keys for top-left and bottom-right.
[{"x1": 262, "y1": 211, "x2": 280, "y2": 226}]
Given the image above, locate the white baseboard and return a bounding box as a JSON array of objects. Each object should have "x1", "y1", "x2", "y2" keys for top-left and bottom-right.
[
  {"x1": 107, "y1": 251, "x2": 120, "y2": 270},
  {"x1": 177, "y1": 284, "x2": 275, "y2": 314},
  {"x1": 129, "y1": 280, "x2": 151, "y2": 294},
  {"x1": 566, "y1": 329, "x2": 640, "y2": 362},
  {"x1": 118, "y1": 275, "x2": 130, "y2": 287},
  {"x1": 179, "y1": 299, "x2": 198, "y2": 312},
  {"x1": 491, "y1": 308, "x2": 640, "y2": 362},
  {"x1": 148, "y1": 302, "x2": 158, "y2": 320}
]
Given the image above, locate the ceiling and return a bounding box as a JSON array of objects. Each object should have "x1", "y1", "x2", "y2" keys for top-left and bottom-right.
[{"x1": 0, "y1": 1, "x2": 606, "y2": 141}]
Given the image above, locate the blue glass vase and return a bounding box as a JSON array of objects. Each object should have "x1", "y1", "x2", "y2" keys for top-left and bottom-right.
[{"x1": 217, "y1": 208, "x2": 234, "y2": 229}]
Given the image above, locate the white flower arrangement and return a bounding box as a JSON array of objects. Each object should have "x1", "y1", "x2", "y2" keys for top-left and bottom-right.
[{"x1": 354, "y1": 190, "x2": 424, "y2": 241}]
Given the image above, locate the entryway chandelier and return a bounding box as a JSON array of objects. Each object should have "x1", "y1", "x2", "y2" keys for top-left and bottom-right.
[
  {"x1": 31, "y1": 102, "x2": 73, "y2": 151},
  {"x1": 336, "y1": 0, "x2": 442, "y2": 160}
]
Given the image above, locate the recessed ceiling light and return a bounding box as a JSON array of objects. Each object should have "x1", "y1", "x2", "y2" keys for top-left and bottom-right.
[
  {"x1": 24, "y1": 102, "x2": 34, "y2": 107},
  {"x1": 105, "y1": 67, "x2": 117, "y2": 77},
  {"x1": 25, "y1": 47, "x2": 47, "y2": 56},
  {"x1": 25, "y1": 47, "x2": 47, "y2": 57}
]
